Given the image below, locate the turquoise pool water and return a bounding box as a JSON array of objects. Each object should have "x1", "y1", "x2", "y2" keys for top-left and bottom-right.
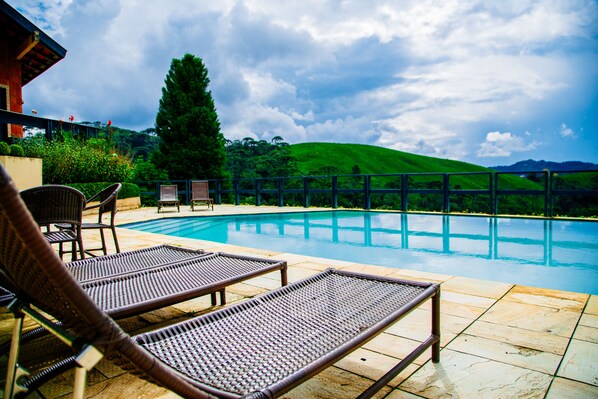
[{"x1": 122, "y1": 211, "x2": 598, "y2": 294}]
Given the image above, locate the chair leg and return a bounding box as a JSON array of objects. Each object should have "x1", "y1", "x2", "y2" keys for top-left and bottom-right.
[
  {"x1": 4, "y1": 314, "x2": 28, "y2": 398},
  {"x1": 77, "y1": 236, "x2": 85, "y2": 260},
  {"x1": 71, "y1": 240, "x2": 77, "y2": 262},
  {"x1": 111, "y1": 226, "x2": 120, "y2": 253},
  {"x1": 72, "y1": 368, "x2": 88, "y2": 399},
  {"x1": 99, "y1": 229, "x2": 107, "y2": 256}
]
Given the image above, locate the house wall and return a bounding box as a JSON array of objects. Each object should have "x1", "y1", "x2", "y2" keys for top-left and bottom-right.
[
  {"x1": 0, "y1": 155, "x2": 42, "y2": 190},
  {"x1": 0, "y1": 39, "x2": 24, "y2": 137}
]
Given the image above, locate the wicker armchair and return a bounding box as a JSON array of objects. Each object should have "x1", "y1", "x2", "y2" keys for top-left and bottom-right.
[
  {"x1": 58, "y1": 183, "x2": 122, "y2": 256},
  {"x1": 157, "y1": 184, "x2": 180, "y2": 213},
  {"x1": 0, "y1": 162, "x2": 439, "y2": 399},
  {"x1": 190, "y1": 180, "x2": 214, "y2": 211},
  {"x1": 20, "y1": 184, "x2": 85, "y2": 261}
]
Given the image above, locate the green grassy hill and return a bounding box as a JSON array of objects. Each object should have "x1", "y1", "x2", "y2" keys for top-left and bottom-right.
[
  {"x1": 290, "y1": 142, "x2": 487, "y2": 175},
  {"x1": 289, "y1": 142, "x2": 539, "y2": 190}
]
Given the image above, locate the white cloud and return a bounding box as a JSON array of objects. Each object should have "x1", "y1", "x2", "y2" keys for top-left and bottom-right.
[
  {"x1": 476, "y1": 131, "x2": 540, "y2": 158},
  {"x1": 560, "y1": 123, "x2": 575, "y2": 138},
  {"x1": 15, "y1": 0, "x2": 598, "y2": 163}
]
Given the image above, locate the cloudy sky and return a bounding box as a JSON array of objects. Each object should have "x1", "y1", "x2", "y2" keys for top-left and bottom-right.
[{"x1": 13, "y1": 0, "x2": 598, "y2": 166}]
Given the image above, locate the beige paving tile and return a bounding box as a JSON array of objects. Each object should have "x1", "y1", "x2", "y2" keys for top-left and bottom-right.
[
  {"x1": 399, "y1": 349, "x2": 552, "y2": 399},
  {"x1": 387, "y1": 269, "x2": 451, "y2": 284},
  {"x1": 585, "y1": 295, "x2": 598, "y2": 315},
  {"x1": 464, "y1": 320, "x2": 570, "y2": 355},
  {"x1": 95, "y1": 358, "x2": 127, "y2": 379},
  {"x1": 441, "y1": 276, "x2": 513, "y2": 299},
  {"x1": 71, "y1": 372, "x2": 181, "y2": 399},
  {"x1": 40, "y1": 367, "x2": 109, "y2": 398},
  {"x1": 386, "y1": 390, "x2": 426, "y2": 399},
  {"x1": 480, "y1": 300, "x2": 581, "y2": 337},
  {"x1": 226, "y1": 282, "x2": 269, "y2": 297},
  {"x1": 439, "y1": 291, "x2": 495, "y2": 319},
  {"x1": 338, "y1": 263, "x2": 397, "y2": 276},
  {"x1": 169, "y1": 294, "x2": 222, "y2": 313},
  {"x1": 286, "y1": 265, "x2": 322, "y2": 282},
  {"x1": 558, "y1": 339, "x2": 598, "y2": 386},
  {"x1": 334, "y1": 347, "x2": 420, "y2": 387},
  {"x1": 276, "y1": 252, "x2": 327, "y2": 266},
  {"x1": 239, "y1": 275, "x2": 284, "y2": 290},
  {"x1": 385, "y1": 308, "x2": 473, "y2": 347},
  {"x1": 446, "y1": 334, "x2": 562, "y2": 374},
  {"x1": 441, "y1": 290, "x2": 496, "y2": 309},
  {"x1": 579, "y1": 313, "x2": 598, "y2": 328},
  {"x1": 284, "y1": 366, "x2": 391, "y2": 399},
  {"x1": 504, "y1": 285, "x2": 589, "y2": 312},
  {"x1": 545, "y1": 377, "x2": 598, "y2": 399},
  {"x1": 293, "y1": 260, "x2": 334, "y2": 271},
  {"x1": 573, "y1": 325, "x2": 598, "y2": 344},
  {"x1": 363, "y1": 332, "x2": 432, "y2": 366}
]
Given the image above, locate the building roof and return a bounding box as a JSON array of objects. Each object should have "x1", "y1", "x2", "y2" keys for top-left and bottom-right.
[{"x1": 0, "y1": 0, "x2": 67, "y2": 85}]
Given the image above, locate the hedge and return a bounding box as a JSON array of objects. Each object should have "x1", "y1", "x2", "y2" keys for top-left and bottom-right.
[{"x1": 66, "y1": 182, "x2": 140, "y2": 200}]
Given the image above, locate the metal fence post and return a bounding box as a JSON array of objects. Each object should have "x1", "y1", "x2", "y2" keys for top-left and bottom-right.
[
  {"x1": 442, "y1": 174, "x2": 450, "y2": 213},
  {"x1": 548, "y1": 172, "x2": 554, "y2": 217},
  {"x1": 332, "y1": 176, "x2": 338, "y2": 209},
  {"x1": 303, "y1": 177, "x2": 310, "y2": 208},
  {"x1": 493, "y1": 173, "x2": 499, "y2": 215},
  {"x1": 364, "y1": 175, "x2": 371, "y2": 210},
  {"x1": 255, "y1": 179, "x2": 261, "y2": 206},
  {"x1": 216, "y1": 179, "x2": 222, "y2": 204},
  {"x1": 277, "y1": 178, "x2": 284, "y2": 207},
  {"x1": 488, "y1": 173, "x2": 494, "y2": 215},
  {"x1": 401, "y1": 174, "x2": 408, "y2": 211},
  {"x1": 233, "y1": 179, "x2": 240, "y2": 205},
  {"x1": 544, "y1": 170, "x2": 552, "y2": 217}
]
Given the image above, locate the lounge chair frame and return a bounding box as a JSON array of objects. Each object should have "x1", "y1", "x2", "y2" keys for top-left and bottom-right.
[
  {"x1": 0, "y1": 163, "x2": 440, "y2": 399},
  {"x1": 190, "y1": 180, "x2": 214, "y2": 211}
]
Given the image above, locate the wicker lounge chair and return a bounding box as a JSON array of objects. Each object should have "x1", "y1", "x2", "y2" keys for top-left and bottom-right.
[
  {"x1": 20, "y1": 184, "x2": 86, "y2": 261},
  {"x1": 158, "y1": 184, "x2": 180, "y2": 213},
  {"x1": 190, "y1": 180, "x2": 214, "y2": 211},
  {"x1": 0, "y1": 164, "x2": 440, "y2": 399}
]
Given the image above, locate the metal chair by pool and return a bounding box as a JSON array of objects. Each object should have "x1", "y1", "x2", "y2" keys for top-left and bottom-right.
[
  {"x1": 190, "y1": 180, "x2": 214, "y2": 211},
  {"x1": 0, "y1": 163, "x2": 440, "y2": 399},
  {"x1": 79, "y1": 183, "x2": 122, "y2": 256},
  {"x1": 158, "y1": 184, "x2": 180, "y2": 213}
]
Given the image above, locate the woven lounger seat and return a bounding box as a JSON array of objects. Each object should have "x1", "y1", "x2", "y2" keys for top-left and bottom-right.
[
  {"x1": 66, "y1": 244, "x2": 206, "y2": 282},
  {"x1": 83, "y1": 251, "x2": 288, "y2": 319},
  {"x1": 121, "y1": 268, "x2": 440, "y2": 398}
]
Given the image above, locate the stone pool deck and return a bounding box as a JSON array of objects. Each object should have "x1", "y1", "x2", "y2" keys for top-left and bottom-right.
[{"x1": 1, "y1": 205, "x2": 596, "y2": 398}]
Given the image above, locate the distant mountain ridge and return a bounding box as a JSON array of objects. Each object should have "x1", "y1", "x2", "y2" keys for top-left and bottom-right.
[{"x1": 490, "y1": 159, "x2": 598, "y2": 172}]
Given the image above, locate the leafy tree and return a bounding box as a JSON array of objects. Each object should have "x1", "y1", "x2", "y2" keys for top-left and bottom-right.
[
  {"x1": 225, "y1": 136, "x2": 298, "y2": 178},
  {"x1": 155, "y1": 53, "x2": 226, "y2": 180}
]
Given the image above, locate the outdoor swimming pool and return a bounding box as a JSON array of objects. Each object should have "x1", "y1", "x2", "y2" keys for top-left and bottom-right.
[{"x1": 122, "y1": 211, "x2": 598, "y2": 294}]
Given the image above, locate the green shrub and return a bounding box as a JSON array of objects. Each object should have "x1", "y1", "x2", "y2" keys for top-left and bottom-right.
[
  {"x1": 67, "y1": 182, "x2": 140, "y2": 199},
  {"x1": 0, "y1": 142, "x2": 10, "y2": 155},
  {"x1": 132, "y1": 157, "x2": 168, "y2": 181},
  {"x1": 9, "y1": 144, "x2": 24, "y2": 157},
  {"x1": 36, "y1": 138, "x2": 133, "y2": 184}
]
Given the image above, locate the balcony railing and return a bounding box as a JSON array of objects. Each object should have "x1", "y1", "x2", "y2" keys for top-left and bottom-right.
[{"x1": 0, "y1": 109, "x2": 101, "y2": 141}]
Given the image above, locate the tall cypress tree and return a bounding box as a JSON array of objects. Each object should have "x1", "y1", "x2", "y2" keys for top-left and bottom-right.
[{"x1": 155, "y1": 54, "x2": 226, "y2": 180}]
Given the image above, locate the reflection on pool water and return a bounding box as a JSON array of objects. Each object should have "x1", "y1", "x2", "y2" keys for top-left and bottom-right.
[{"x1": 122, "y1": 211, "x2": 598, "y2": 294}]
